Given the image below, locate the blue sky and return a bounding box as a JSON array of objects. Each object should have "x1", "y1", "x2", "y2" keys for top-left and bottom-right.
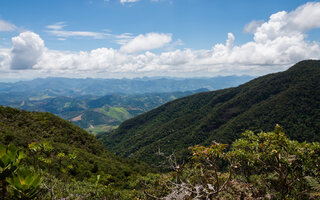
[{"x1": 0, "y1": 0, "x2": 320, "y2": 80}]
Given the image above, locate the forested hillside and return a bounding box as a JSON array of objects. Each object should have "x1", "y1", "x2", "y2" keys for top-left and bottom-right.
[
  {"x1": 0, "y1": 106, "x2": 153, "y2": 198},
  {"x1": 99, "y1": 60, "x2": 320, "y2": 165}
]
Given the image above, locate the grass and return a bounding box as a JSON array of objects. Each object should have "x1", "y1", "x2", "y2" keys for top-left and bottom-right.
[
  {"x1": 86, "y1": 124, "x2": 118, "y2": 134},
  {"x1": 29, "y1": 94, "x2": 52, "y2": 101},
  {"x1": 98, "y1": 107, "x2": 132, "y2": 122}
]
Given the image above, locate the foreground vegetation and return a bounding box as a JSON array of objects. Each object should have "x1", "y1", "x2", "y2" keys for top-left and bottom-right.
[
  {"x1": 1, "y1": 126, "x2": 320, "y2": 199},
  {"x1": 142, "y1": 125, "x2": 320, "y2": 199}
]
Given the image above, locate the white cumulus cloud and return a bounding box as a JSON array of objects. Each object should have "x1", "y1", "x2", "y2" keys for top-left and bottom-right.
[
  {"x1": 10, "y1": 32, "x2": 45, "y2": 70},
  {"x1": 286, "y1": 2, "x2": 320, "y2": 32},
  {"x1": 120, "y1": 33, "x2": 172, "y2": 53},
  {"x1": 244, "y1": 20, "x2": 264, "y2": 33},
  {"x1": 0, "y1": 48, "x2": 11, "y2": 69}
]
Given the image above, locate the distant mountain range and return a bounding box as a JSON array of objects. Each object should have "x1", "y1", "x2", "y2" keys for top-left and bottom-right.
[
  {"x1": 0, "y1": 76, "x2": 254, "y2": 98},
  {"x1": 98, "y1": 60, "x2": 320, "y2": 166}
]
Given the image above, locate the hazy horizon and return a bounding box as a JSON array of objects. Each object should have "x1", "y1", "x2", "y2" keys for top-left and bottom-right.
[{"x1": 0, "y1": 74, "x2": 257, "y2": 84}]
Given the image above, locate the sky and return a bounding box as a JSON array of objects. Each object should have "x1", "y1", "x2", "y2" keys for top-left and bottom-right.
[{"x1": 0, "y1": 0, "x2": 320, "y2": 81}]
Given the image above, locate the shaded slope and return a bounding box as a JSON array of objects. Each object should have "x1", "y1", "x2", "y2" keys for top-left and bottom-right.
[
  {"x1": 0, "y1": 106, "x2": 152, "y2": 186},
  {"x1": 99, "y1": 60, "x2": 320, "y2": 165}
]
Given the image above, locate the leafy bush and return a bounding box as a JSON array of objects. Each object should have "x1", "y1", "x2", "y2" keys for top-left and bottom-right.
[{"x1": 144, "y1": 126, "x2": 320, "y2": 199}]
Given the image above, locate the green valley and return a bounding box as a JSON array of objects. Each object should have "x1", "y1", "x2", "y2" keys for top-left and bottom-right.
[
  {"x1": 0, "y1": 76, "x2": 254, "y2": 133},
  {"x1": 1, "y1": 89, "x2": 210, "y2": 134}
]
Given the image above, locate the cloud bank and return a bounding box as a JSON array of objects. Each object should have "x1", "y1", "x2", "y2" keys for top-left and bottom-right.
[{"x1": 1, "y1": 2, "x2": 320, "y2": 78}]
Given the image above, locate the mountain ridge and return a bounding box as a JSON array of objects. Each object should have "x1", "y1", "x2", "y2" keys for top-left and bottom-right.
[{"x1": 98, "y1": 60, "x2": 320, "y2": 165}]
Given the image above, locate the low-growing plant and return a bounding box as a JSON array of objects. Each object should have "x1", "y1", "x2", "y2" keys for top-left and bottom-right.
[{"x1": 6, "y1": 167, "x2": 42, "y2": 200}]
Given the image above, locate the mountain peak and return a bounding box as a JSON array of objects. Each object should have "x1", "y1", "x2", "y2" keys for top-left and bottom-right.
[{"x1": 287, "y1": 59, "x2": 320, "y2": 73}]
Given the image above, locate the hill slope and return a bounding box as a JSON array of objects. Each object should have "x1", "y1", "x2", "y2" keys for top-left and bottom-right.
[
  {"x1": 99, "y1": 60, "x2": 320, "y2": 165},
  {"x1": 0, "y1": 106, "x2": 151, "y2": 187}
]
